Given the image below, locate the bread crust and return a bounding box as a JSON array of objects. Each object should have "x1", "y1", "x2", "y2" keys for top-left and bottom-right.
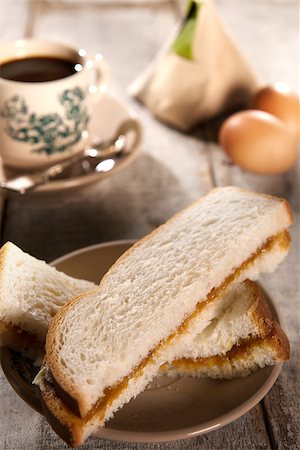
[
  {"x1": 39, "y1": 371, "x2": 86, "y2": 447},
  {"x1": 45, "y1": 188, "x2": 293, "y2": 419},
  {"x1": 247, "y1": 281, "x2": 273, "y2": 337},
  {"x1": 267, "y1": 321, "x2": 290, "y2": 360},
  {"x1": 46, "y1": 290, "x2": 96, "y2": 416}
]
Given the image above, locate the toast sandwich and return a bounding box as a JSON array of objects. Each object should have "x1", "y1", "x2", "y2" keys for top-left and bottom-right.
[
  {"x1": 34, "y1": 187, "x2": 292, "y2": 446},
  {"x1": 0, "y1": 245, "x2": 288, "y2": 381}
]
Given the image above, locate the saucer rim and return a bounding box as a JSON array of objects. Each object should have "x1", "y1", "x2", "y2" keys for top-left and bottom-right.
[{"x1": 0, "y1": 93, "x2": 142, "y2": 195}]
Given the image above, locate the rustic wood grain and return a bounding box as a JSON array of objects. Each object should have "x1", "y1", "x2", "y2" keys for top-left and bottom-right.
[
  {"x1": 262, "y1": 351, "x2": 300, "y2": 450},
  {"x1": 1, "y1": 150, "x2": 210, "y2": 261},
  {"x1": 202, "y1": 2, "x2": 300, "y2": 448},
  {"x1": 0, "y1": 0, "x2": 299, "y2": 449},
  {"x1": 0, "y1": 0, "x2": 30, "y2": 238},
  {"x1": 0, "y1": 0, "x2": 29, "y2": 41},
  {"x1": 260, "y1": 215, "x2": 300, "y2": 450},
  {"x1": 0, "y1": 366, "x2": 42, "y2": 448},
  {"x1": 215, "y1": 0, "x2": 299, "y2": 90}
]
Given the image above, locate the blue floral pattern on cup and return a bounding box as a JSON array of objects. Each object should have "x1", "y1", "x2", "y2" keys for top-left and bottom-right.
[{"x1": 0, "y1": 87, "x2": 89, "y2": 155}]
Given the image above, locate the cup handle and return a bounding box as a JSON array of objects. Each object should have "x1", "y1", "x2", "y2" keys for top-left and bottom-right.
[
  {"x1": 87, "y1": 53, "x2": 110, "y2": 104},
  {"x1": 114, "y1": 117, "x2": 143, "y2": 154}
]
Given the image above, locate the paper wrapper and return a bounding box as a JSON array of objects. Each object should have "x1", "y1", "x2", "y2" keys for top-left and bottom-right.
[{"x1": 129, "y1": 0, "x2": 259, "y2": 130}]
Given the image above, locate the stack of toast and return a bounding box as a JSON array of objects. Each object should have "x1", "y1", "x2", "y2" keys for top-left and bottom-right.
[{"x1": 0, "y1": 187, "x2": 292, "y2": 447}]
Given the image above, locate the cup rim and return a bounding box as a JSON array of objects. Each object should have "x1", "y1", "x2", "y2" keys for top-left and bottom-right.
[{"x1": 0, "y1": 38, "x2": 91, "y2": 86}]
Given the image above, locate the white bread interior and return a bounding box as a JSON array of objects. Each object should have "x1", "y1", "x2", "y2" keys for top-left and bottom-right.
[{"x1": 0, "y1": 242, "x2": 96, "y2": 344}]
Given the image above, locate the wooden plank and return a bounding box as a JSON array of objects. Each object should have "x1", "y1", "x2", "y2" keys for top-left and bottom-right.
[
  {"x1": 0, "y1": 0, "x2": 31, "y2": 229},
  {"x1": 0, "y1": 0, "x2": 29, "y2": 40},
  {"x1": 203, "y1": 1, "x2": 300, "y2": 449},
  {"x1": 260, "y1": 214, "x2": 300, "y2": 450},
  {"x1": 215, "y1": 0, "x2": 299, "y2": 90},
  {"x1": 1, "y1": 1, "x2": 297, "y2": 449},
  {"x1": 0, "y1": 366, "x2": 43, "y2": 448},
  {"x1": 262, "y1": 348, "x2": 300, "y2": 450}
]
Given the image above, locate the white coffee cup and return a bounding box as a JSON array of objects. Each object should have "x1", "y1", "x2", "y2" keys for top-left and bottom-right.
[{"x1": 0, "y1": 39, "x2": 109, "y2": 169}]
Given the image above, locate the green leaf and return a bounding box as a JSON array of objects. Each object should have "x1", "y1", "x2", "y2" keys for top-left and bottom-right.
[{"x1": 171, "y1": 0, "x2": 201, "y2": 60}]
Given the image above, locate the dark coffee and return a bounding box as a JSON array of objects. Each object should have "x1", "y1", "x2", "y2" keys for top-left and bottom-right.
[{"x1": 0, "y1": 56, "x2": 79, "y2": 82}]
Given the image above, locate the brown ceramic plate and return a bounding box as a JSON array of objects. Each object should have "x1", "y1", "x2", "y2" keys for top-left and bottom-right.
[{"x1": 1, "y1": 240, "x2": 283, "y2": 443}]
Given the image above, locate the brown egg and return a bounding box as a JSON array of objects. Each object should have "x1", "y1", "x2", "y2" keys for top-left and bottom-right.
[
  {"x1": 219, "y1": 110, "x2": 298, "y2": 174},
  {"x1": 252, "y1": 84, "x2": 300, "y2": 139}
]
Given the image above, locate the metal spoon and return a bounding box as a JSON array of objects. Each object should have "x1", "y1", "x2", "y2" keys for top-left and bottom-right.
[{"x1": 0, "y1": 118, "x2": 140, "y2": 194}]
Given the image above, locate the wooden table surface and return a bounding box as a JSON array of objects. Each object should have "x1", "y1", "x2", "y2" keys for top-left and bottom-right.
[{"x1": 0, "y1": 1, "x2": 299, "y2": 449}]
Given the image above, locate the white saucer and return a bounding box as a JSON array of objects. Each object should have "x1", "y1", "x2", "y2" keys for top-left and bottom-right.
[{"x1": 0, "y1": 93, "x2": 142, "y2": 194}]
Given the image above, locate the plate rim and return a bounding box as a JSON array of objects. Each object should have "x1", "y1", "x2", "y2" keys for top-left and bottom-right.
[
  {"x1": 1, "y1": 240, "x2": 284, "y2": 444},
  {"x1": 50, "y1": 238, "x2": 136, "y2": 267},
  {"x1": 95, "y1": 363, "x2": 282, "y2": 443}
]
